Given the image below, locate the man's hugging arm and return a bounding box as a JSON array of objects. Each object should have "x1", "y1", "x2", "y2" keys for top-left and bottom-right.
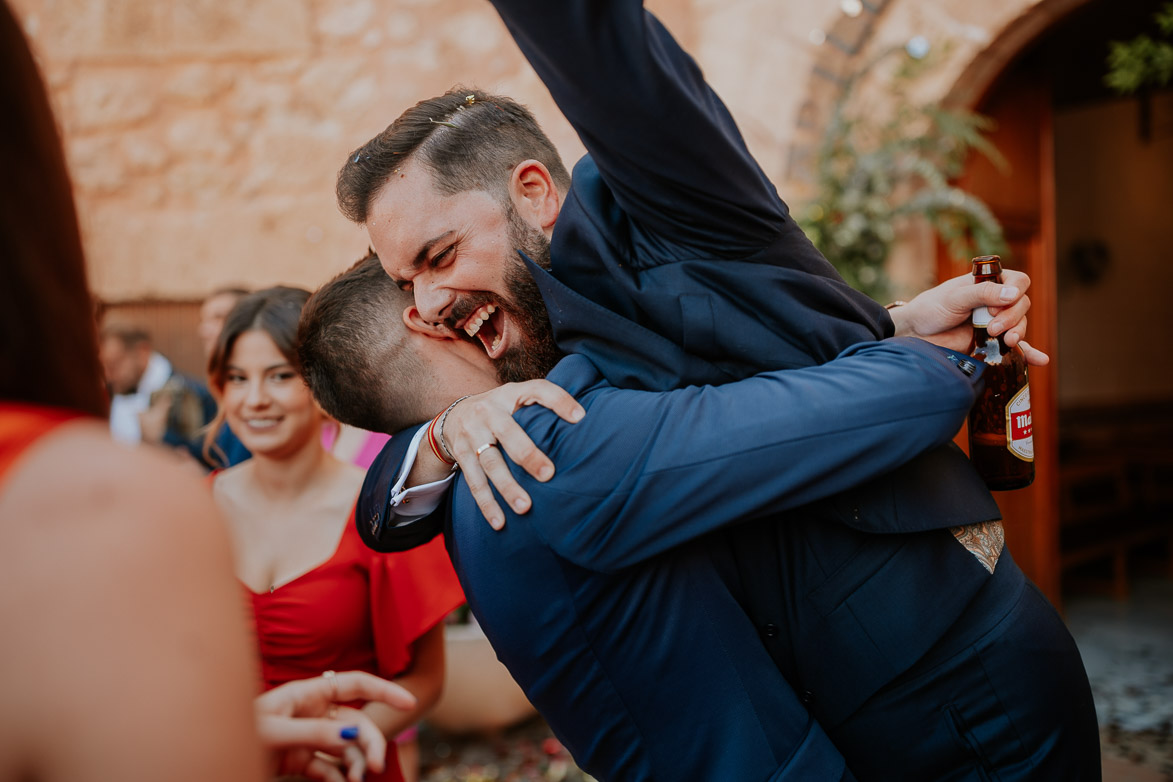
[
  {"x1": 500, "y1": 339, "x2": 983, "y2": 572},
  {"x1": 488, "y1": 0, "x2": 785, "y2": 256},
  {"x1": 356, "y1": 381, "x2": 587, "y2": 551}
]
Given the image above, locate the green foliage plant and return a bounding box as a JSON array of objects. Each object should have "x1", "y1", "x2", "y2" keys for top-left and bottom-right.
[
  {"x1": 1104, "y1": 2, "x2": 1173, "y2": 95},
  {"x1": 799, "y1": 43, "x2": 1008, "y2": 302}
]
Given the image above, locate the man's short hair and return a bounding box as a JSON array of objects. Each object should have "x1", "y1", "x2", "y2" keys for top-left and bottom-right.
[
  {"x1": 298, "y1": 250, "x2": 432, "y2": 434},
  {"x1": 336, "y1": 86, "x2": 571, "y2": 224},
  {"x1": 208, "y1": 285, "x2": 250, "y2": 299},
  {"x1": 99, "y1": 321, "x2": 152, "y2": 349}
]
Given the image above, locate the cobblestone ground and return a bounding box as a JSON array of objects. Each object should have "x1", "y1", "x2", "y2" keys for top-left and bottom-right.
[
  {"x1": 419, "y1": 717, "x2": 592, "y2": 782},
  {"x1": 418, "y1": 576, "x2": 1173, "y2": 781},
  {"x1": 1101, "y1": 724, "x2": 1173, "y2": 780},
  {"x1": 1066, "y1": 575, "x2": 1173, "y2": 780}
]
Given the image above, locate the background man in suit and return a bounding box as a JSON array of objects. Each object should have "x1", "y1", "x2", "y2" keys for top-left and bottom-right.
[
  {"x1": 98, "y1": 322, "x2": 217, "y2": 466},
  {"x1": 314, "y1": 0, "x2": 1098, "y2": 777}
]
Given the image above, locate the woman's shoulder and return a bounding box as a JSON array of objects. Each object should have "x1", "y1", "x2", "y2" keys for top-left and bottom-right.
[
  {"x1": 0, "y1": 420, "x2": 262, "y2": 782},
  {"x1": 2, "y1": 419, "x2": 230, "y2": 555},
  {"x1": 317, "y1": 453, "x2": 366, "y2": 509},
  {"x1": 208, "y1": 458, "x2": 256, "y2": 507},
  {"x1": 334, "y1": 457, "x2": 367, "y2": 492},
  {"x1": 1, "y1": 418, "x2": 240, "y2": 642}
]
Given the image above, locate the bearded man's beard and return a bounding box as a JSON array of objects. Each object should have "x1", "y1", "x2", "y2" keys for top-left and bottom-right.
[{"x1": 492, "y1": 213, "x2": 564, "y2": 384}]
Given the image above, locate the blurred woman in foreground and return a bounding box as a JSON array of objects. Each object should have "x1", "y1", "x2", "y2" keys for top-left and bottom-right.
[{"x1": 0, "y1": 3, "x2": 410, "y2": 779}]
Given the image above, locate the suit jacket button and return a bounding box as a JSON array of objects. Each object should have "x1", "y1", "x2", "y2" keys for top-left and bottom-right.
[
  {"x1": 762, "y1": 623, "x2": 779, "y2": 638},
  {"x1": 800, "y1": 690, "x2": 814, "y2": 705}
]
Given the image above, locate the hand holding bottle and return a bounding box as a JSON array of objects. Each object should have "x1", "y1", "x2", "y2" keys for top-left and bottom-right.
[{"x1": 889, "y1": 269, "x2": 1049, "y2": 366}]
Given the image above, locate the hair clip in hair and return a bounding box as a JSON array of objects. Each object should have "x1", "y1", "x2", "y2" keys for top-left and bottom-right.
[
  {"x1": 429, "y1": 118, "x2": 458, "y2": 129},
  {"x1": 464, "y1": 94, "x2": 476, "y2": 105}
]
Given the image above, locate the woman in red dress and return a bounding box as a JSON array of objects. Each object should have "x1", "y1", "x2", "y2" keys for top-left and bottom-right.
[{"x1": 206, "y1": 286, "x2": 465, "y2": 782}]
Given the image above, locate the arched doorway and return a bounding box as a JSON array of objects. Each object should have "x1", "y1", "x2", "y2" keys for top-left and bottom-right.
[{"x1": 947, "y1": 0, "x2": 1173, "y2": 606}]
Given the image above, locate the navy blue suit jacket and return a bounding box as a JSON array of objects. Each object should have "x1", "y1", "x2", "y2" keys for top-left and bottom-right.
[
  {"x1": 361, "y1": 340, "x2": 987, "y2": 780},
  {"x1": 488, "y1": 0, "x2": 1011, "y2": 721}
]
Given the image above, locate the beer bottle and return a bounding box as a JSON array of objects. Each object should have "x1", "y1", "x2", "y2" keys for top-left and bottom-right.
[{"x1": 967, "y1": 255, "x2": 1035, "y2": 490}]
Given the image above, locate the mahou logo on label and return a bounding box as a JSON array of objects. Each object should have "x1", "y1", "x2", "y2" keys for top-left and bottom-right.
[{"x1": 1005, "y1": 385, "x2": 1033, "y2": 461}]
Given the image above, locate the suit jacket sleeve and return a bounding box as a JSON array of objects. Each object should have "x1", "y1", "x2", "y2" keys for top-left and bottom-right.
[
  {"x1": 355, "y1": 426, "x2": 449, "y2": 554},
  {"x1": 516, "y1": 338, "x2": 982, "y2": 572},
  {"x1": 490, "y1": 0, "x2": 894, "y2": 388},
  {"x1": 489, "y1": 0, "x2": 783, "y2": 257}
]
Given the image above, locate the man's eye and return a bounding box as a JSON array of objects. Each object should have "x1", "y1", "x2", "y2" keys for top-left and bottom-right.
[{"x1": 431, "y1": 246, "x2": 454, "y2": 267}]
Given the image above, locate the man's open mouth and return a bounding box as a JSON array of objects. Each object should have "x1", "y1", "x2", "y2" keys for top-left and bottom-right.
[{"x1": 462, "y1": 303, "x2": 505, "y2": 358}]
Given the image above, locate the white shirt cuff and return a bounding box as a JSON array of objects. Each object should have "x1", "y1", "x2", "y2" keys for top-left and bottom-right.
[{"x1": 388, "y1": 424, "x2": 458, "y2": 526}]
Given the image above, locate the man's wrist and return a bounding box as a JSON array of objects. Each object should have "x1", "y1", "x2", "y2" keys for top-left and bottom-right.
[
  {"x1": 886, "y1": 300, "x2": 913, "y2": 337},
  {"x1": 400, "y1": 424, "x2": 459, "y2": 505},
  {"x1": 425, "y1": 410, "x2": 456, "y2": 467},
  {"x1": 435, "y1": 395, "x2": 471, "y2": 464}
]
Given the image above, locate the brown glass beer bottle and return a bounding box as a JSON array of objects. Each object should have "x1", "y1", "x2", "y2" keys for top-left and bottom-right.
[{"x1": 967, "y1": 255, "x2": 1035, "y2": 490}]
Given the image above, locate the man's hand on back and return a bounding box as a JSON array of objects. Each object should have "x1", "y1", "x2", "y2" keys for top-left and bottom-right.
[{"x1": 441, "y1": 380, "x2": 585, "y2": 530}]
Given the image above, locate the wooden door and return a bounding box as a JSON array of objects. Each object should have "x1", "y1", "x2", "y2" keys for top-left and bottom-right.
[{"x1": 942, "y1": 57, "x2": 1062, "y2": 606}]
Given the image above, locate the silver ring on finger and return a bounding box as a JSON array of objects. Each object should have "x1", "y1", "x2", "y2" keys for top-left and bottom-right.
[
  {"x1": 312, "y1": 750, "x2": 345, "y2": 768},
  {"x1": 322, "y1": 669, "x2": 338, "y2": 700},
  {"x1": 475, "y1": 442, "x2": 495, "y2": 458}
]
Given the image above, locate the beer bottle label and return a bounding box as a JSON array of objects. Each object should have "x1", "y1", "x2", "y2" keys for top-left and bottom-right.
[
  {"x1": 972, "y1": 306, "x2": 993, "y2": 327},
  {"x1": 1005, "y1": 384, "x2": 1034, "y2": 461}
]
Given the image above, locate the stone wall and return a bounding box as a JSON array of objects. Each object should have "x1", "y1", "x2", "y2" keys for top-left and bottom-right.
[{"x1": 11, "y1": 0, "x2": 1051, "y2": 302}]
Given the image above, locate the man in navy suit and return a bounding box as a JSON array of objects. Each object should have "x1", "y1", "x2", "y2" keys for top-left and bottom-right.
[
  {"x1": 309, "y1": 0, "x2": 1099, "y2": 778},
  {"x1": 300, "y1": 256, "x2": 1094, "y2": 781},
  {"x1": 303, "y1": 252, "x2": 997, "y2": 780}
]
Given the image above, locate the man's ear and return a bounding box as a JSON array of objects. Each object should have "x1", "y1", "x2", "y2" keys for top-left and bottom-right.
[
  {"x1": 402, "y1": 305, "x2": 458, "y2": 341},
  {"x1": 509, "y1": 159, "x2": 561, "y2": 236}
]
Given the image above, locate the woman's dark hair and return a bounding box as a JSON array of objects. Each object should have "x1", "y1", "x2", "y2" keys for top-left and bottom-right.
[
  {"x1": 0, "y1": 0, "x2": 108, "y2": 417},
  {"x1": 203, "y1": 286, "x2": 311, "y2": 463}
]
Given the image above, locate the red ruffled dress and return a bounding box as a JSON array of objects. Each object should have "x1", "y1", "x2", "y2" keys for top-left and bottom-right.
[{"x1": 219, "y1": 469, "x2": 464, "y2": 782}]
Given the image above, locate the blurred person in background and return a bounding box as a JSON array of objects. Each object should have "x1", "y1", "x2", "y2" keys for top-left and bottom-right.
[
  {"x1": 200, "y1": 286, "x2": 251, "y2": 358},
  {"x1": 98, "y1": 321, "x2": 218, "y2": 466},
  {"x1": 200, "y1": 287, "x2": 254, "y2": 467},
  {"x1": 0, "y1": 2, "x2": 415, "y2": 779},
  {"x1": 205, "y1": 286, "x2": 465, "y2": 782}
]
